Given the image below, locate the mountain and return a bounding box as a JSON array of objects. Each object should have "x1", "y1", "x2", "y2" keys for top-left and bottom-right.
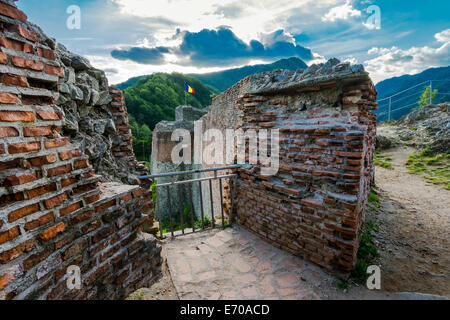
[
  {"x1": 189, "y1": 57, "x2": 308, "y2": 92},
  {"x1": 116, "y1": 57, "x2": 308, "y2": 92},
  {"x1": 376, "y1": 66, "x2": 450, "y2": 122}
]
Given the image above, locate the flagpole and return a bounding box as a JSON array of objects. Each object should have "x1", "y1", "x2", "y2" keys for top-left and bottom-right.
[{"x1": 184, "y1": 82, "x2": 187, "y2": 106}]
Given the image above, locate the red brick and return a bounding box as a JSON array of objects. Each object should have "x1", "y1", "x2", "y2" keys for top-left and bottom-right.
[
  {"x1": 0, "y1": 239, "x2": 35, "y2": 264},
  {"x1": 0, "y1": 111, "x2": 34, "y2": 122},
  {"x1": 0, "y1": 2, "x2": 28, "y2": 23},
  {"x1": 44, "y1": 193, "x2": 68, "y2": 209},
  {"x1": 301, "y1": 198, "x2": 324, "y2": 209},
  {"x1": 2, "y1": 74, "x2": 29, "y2": 87},
  {"x1": 91, "y1": 226, "x2": 115, "y2": 243},
  {"x1": 60, "y1": 176, "x2": 77, "y2": 188},
  {"x1": 0, "y1": 36, "x2": 31, "y2": 53},
  {"x1": 38, "y1": 222, "x2": 65, "y2": 243},
  {"x1": 23, "y1": 247, "x2": 52, "y2": 271},
  {"x1": 36, "y1": 47, "x2": 55, "y2": 60},
  {"x1": 23, "y1": 126, "x2": 56, "y2": 137},
  {"x1": 74, "y1": 159, "x2": 89, "y2": 170},
  {"x1": 0, "y1": 92, "x2": 20, "y2": 104},
  {"x1": 0, "y1": 127, "x2": 19, "y2": 138},
  {"x1": 0, "y1": 52, "x2": 6, "y2": 64},
  {"x1": 47, "y1": 164, "x2": 71, "y2": 177},
  {"x1": 85, "y1": 193, "x2": 100, "y2": 204},
  {"x1": 8, "y1": 25, "x2": 38, "y2": 42},
  {"x1": 58, "y1": 150, "x2": 74, "y2": 161},
  {"x1": 0, "y1": 158, "x2": 20, "y2": 171},
  {"x1": 70, "y1": 210, "x2": 94, "y2": 226},
  {"x1": 81, "y1": 219, "x2": 102, "y2": 234},
  {"x1": 4, "y1": 170, "x2": 39, "y2": 186},
  {"x1": 8, "y1": 203, "x2": 39, "y2": 222},
  {"x1": 28, "y1": 154, "x2": 57, "y2": 166},
  {"x1": 26, "y1": 182, "x2": 57, "y2": 199},
  {"x1": 0, "y1": 266, "x2": 19, "y2": 290},
  {"x1": 36, "y1": 110, "x2": 61, "y2": 121},
  {"x1": 95, "y1": 199, "x2": 115, "y2": 213},
  {"x1": 334, "y1": 151, "x2": 363, "y2": 158},
  {"x1": 11, "y1": 56, "x2": 43, "y2": 71},
  {"x1": 0, "y1": 226, "x2": 20, "y2": 245},
  {"x1": 60, "y1": 202, "x2": 83, "y2": 217},
  {"x1": 44, "y1": 137, "x2": 69, "y2": 149},
  {"x1": 44, "y1": 65, "x2": 64, "y2": 77},
  {"x1": 25, "y1": 212, "x2": 55, "y2": 231}
]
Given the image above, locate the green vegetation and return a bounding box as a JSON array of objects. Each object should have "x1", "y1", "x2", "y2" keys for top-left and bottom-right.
[
  {"x1": 418, "y1": 85, "x2": 438, "y2": 107},
  {"x1": 352, "y1": 219, "x2": 381, "y2": 284},
  {"x1": 124, "y1": 73, "x2": 219, "y2": 160},
  {"x1": 160, "y1": 204, "x2": 215, "y2": 236},
  {"x1": 406, "y1": 147, "x2": 450, "y2": 190},
  {"x1": 368, "y1": 190, "x2": 381, "y2": 206},
  {"x1": 374, "y1": 151, "x2": 394, "y2": 170},
  {"x1": 129, "y1": 114, "x2": 152, "y2": 161}
]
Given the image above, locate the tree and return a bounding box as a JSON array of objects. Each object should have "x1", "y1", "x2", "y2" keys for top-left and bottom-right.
[{"x1": 418, "y1": 85, "x2": 438, "y2": 107}]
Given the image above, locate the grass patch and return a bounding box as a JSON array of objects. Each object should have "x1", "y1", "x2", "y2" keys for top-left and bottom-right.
[
  {"x1": 160, "y1": 204, "x2": 219, "y2": 236},
  {"x1": 374, "y1": 151, "x2": 394, "y2": 170},
  {"x1": 368, "y1": 190, "x2": 381, "y2": 205},
  {"x1": 351, "y1": 219, "x2": 380, "y2": 284},
  {"x1": 406, "y1": 147, "x2": 450, "y2": 190}
]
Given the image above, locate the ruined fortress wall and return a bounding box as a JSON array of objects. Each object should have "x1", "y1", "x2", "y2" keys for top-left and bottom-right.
[
  {"x1": 0, "y1": 1, "x2": 160, "y2": 299},
  {"x1": 234, "y1": 71, "x2": 377, "y2": 271}
]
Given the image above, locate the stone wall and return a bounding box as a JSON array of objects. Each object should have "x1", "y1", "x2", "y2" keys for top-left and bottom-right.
[{"x1": 0, "y1": 1, "x2": 161, "y2": 299}]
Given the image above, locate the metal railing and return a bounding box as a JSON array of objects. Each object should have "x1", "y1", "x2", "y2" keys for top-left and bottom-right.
[
  {"x1": 377, "y1": 79, "x2": 450, "y2": 121},
  {"x1": 139, "y1": 165, "x2": 241, "y2": 239}
]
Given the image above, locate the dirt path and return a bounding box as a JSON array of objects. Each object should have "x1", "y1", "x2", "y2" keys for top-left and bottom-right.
[{"x1": 372, "y1": 146, "x2": 450, "y2": 296}]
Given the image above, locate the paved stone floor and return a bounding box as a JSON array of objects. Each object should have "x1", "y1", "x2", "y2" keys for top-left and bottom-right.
[{"x1": 164, "y1": 226, "x2": 448, "y2": 300}]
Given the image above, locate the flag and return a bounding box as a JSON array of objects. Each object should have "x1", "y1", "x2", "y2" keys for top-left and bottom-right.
[{"x1": 185, "y1": 83, "x2": 195, "y2": 94}]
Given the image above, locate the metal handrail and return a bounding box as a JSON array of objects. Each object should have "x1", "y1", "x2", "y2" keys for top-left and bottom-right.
[{"x1": 138, "y1": 164, "x2": 243, "y2": 180}]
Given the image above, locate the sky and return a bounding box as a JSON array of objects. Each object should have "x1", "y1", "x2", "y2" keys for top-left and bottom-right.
[{"x1": 17, "y1": 0, "x2": 450, "y2": 85}]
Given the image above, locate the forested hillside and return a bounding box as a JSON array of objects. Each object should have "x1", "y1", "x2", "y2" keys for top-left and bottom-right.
[{"x1": 124, "y1": 73, "x2": 218, "y2": 160}]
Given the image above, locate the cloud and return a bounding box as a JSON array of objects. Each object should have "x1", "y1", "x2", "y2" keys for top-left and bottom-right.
[
  {"x1": 364, "y1": 28, "x2": 450, "y2": 83},
  {"x1": 321, "y1": 0, "x2": 361, "y2": 22},
  {"x1": 111, "y1": 46, "x2": 170, "y2": 64},
  {"x1": 110, "y1": 27, "x2": 313, "y2": 67},
  {"x1": 212, "y1": 3, "x2": 244, "y2": 18}
]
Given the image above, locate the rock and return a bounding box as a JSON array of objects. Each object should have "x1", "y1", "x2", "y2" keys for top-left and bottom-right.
[
  {"x1": 94, "y1": 119, "x2": 107, "y2": 134},
  {"x1": 59, "y1": 83, "x2": 70, "y2": 94},
  {"x1": 90, "y1": 89, "x2": 100, "y2": 106},
  {"x1": 376, "y1": 135, "x2": 393, "y2": 150},
  {"x1": 69, "y1": 85, "x2": 84, "y2": 101},
  {"x1": 71, "y1": 55, "x2": 92, "y2": 71}
]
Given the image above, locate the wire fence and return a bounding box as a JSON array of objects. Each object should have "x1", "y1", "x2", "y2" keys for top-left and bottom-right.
[{"x1": 377, "y1": 79, "x2": 450, "y2": 121}]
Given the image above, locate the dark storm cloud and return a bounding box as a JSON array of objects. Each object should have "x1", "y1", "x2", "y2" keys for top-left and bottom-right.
[
  {"x1": 110, "y1": 27, "x2": 313, "y2": 67},
  {"x1": 111, "y1": 46, "x2": 170, "y2": 64}
]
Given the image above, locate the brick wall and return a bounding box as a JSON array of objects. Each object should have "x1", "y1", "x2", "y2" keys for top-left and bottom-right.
[
  {"x1": 108, "y1": 86, "x2": 149, "y2": 178},
  {"x1": 233, "y1": 74, "x2": 377, "y2": 271},
  {"x1": 0, "y1": 1, "x2": 161, "y2": 299}
]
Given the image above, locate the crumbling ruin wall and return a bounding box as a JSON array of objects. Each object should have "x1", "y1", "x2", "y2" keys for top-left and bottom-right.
[
  {"x1": 151, "y1": 105, "x2": 207, "y2": 219},
  {"x1": 152, "y1": 59, "x2": 377, "y2": 271},
  {"x1": 0, "y1": 1, "x2": 161, "y2": 299},
  {"x1": 231, "y1": 61, "x2": 377, "y2": 271}
]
